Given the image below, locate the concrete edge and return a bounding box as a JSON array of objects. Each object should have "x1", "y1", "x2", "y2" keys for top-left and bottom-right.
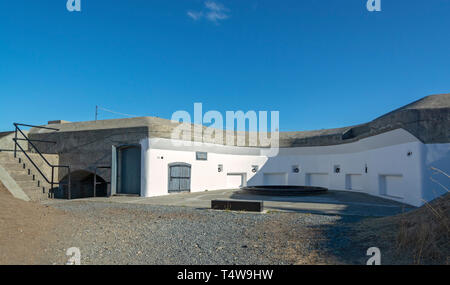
[{"x1": 0, "y1": 164, "x2": 30, "y2": 201}]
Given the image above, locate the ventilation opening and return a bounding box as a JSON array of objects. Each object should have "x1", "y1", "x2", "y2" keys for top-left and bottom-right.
[{"x1": 58, "y1": 170, "x2": 107, "y2": 199}]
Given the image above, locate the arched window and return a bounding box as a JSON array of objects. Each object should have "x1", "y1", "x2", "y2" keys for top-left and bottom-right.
[{"x1": 168, "y1": 163, "x2": 191, "y2": 193}]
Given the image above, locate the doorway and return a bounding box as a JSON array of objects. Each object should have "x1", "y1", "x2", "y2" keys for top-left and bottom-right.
[
  {"x1": 168, "y1": 163, "x2": 191, "y2": 193},
  {"x1": 117, "y1": 145, "x2": 141, "y2": 195}
]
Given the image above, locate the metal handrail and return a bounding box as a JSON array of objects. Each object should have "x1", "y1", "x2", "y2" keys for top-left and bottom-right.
[
  {"x1": 94, "y1": 166, "x2": 111, "y2": 197},
  {"x1": 13, "y1": 123, "x2": 72, "y2": 199},
  {"x1": 14, "y1": 138, "x2": 57, "y2": 144},
  {"x1": 14, "y1": 123, "x2": 60, "y2": 131}
]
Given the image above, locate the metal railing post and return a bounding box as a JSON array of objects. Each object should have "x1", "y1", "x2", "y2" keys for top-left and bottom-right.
[
  {"x1": 68, "y1": 169, "x2": 71, "y2": 200},
  {"x1": 94, "y1": 168, "x2": 97, "y2": 198},
  {"x1": 14, "y1": 126, "x2": 17, "y2": 158},
  {"x1": 51, "y1": 167, "x2": 54, "y2": 199}
]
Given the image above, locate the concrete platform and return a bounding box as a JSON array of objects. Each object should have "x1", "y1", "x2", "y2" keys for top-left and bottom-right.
[{"x1": 43, "y1": 189, "x2": 416, "y2": 217}]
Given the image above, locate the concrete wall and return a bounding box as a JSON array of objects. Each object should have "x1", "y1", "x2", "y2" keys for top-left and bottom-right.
[
  {"x1": 24, "y1": 94, "x2": 449, "y2": 203},
  {"x1": 143, "y1": 142, "x2": 267, "y2": 197},
  {"x1": 0, "y1": 131, "x2": 29, "y2": 152},
  {"x1": 27, "y1": 93, "x2": 450, "y2": 149},
  {"x1": 142, "y1": 129, "x2": 450, "y2": 207},
  {"x1": 29, "y1": 127, "x2": 149, "y2": 183}
]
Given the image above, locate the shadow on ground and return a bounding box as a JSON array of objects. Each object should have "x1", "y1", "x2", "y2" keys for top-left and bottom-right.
[
  {"x1": 308, "y1": 215, "x2": 375, "y2": 264},
  {"x1": 230, "y1": 190, "x2": 414, "y2": 217}
]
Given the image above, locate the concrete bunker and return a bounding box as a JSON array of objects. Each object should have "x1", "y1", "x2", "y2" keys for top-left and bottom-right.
[{"x1": 21, "y1": 93, "x2": 450, "y2": 206}]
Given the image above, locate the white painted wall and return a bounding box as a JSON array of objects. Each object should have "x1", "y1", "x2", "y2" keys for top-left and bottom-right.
[
  {"x1": 139, "y1": 129, "x2": 450, "y2": 207},
  {"x1": 143, "y1": 147, "x2": 267, "y2": 197}
]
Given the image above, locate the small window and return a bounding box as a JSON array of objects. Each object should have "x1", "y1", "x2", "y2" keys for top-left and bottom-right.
[
  {"x1": 218, "y1": 164, "x2": 223, "y2": 172},
  {"x1": 196, "y1": 152, "x2": 208, "y2": 161},
  {"x1": 251, "y1": 165, "x2": 259, "y2": 173},
  {"x1": 292, "y1": 165, "x2": 300, "y2": 173}
]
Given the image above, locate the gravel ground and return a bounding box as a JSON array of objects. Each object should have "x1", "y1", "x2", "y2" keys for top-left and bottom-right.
[
  {"x1": 3, "y1": 182, "x2": 444, "y2": 265},
  {"x1": 44, "y1": 201, "x2": 347, "y2": 265}
]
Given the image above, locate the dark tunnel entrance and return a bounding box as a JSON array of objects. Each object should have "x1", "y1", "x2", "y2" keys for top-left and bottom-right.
[{"x1": 56, "y1": 170, "x2": 108, "y2": 199}]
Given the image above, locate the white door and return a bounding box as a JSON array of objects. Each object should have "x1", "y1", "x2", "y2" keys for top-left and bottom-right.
[
  {"x1": 226, "y1": 174, "x2": 242, "y2": 188},
  {"x1": 306, "y1": 173, "x2": 329, "y2": 188},
  {"x1": 263, "y1": 173, "x2": 288, "y2": 185}
]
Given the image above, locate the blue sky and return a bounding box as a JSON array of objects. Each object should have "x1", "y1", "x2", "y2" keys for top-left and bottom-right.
[{"x1": 0, "y1": 0, "x2": 449, "y2": 131}]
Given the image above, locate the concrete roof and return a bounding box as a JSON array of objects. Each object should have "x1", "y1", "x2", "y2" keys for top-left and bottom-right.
[
  {"x1": 0, "y1": 132, "x2": 14, "y2": 139},
  {"x1": 382, "y1": 93, "x2": 450, "y2": 112},
  {"x1": 29, "y1": 93, "x2": 450, "y2": 147}
]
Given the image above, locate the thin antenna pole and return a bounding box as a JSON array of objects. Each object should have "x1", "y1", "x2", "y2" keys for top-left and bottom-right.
[
  {"x1": 97, "y1": 106, "x2": 138, "y2": 118},
  {"x1": 95, "y1": 105, "x2": 98, "y2": 121}
]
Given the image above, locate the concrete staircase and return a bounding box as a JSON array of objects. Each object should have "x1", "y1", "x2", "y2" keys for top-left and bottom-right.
[{"x1": 0, "y1": 152, "x2": 52, "y2": 201}]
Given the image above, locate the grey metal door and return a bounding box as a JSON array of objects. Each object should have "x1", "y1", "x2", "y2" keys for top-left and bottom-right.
[
  {"x1": 168, "y1": 163, "x2": 191, "y2": 193},
  {"x1": 118, "y1": 146, "x2": 141, "y2": 195}
]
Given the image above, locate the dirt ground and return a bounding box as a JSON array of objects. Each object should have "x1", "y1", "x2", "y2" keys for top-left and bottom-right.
[{"x1": 0, "y1": 182, "x2": 77, "y2": 264}]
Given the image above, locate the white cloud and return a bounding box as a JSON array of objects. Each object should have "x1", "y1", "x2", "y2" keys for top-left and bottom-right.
[
  {"x1": 205, "y1": 11, "x2": 229, "y2": 22},
  {"x1": 187, "y1": 11, "x2": 203, "y2": 21},
  {"x1": 204, "y1": 1, "x2": 225, "y2": 12},
  {"x1": 187, "y1": 1, "x2": 230, "y2": 24}
]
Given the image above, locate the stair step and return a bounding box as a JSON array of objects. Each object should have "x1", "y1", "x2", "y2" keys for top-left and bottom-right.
[
  {"x1": 0, "y1": 153, "x2": 58, "y2": 201},
  {"x1": 2, "y1": 162, "x2": 50, "y2": 175},
  {"x1": 0, "y1": 155, "x2": 38, "y2": 168},
  {"x1": 0, "y1": 158, "x2": 16, "y2": 163},
  {"x1": 6, "y1": 168, "x2": 32, "y2": 175},
  {"x1": 19, "y1": 183, "x2": 48, "y2": 195},
  {"x1": 10, "y1": 168, "x2": 41, "y2": 177},
  {"x1": 2, "y1": 164, "x2": 44, "y2": 177},
  {"x1": 0, "y1": 161, "x2": 24, "y2": 168},
  {"x1": 1, "y1": 167, "x2": 27, "y2": 174},
  {"x1": 0, "y1": 158, "x2": 19, "y2": 163},
  {"x1": 15, "y1": 176, "x2": 50, "y2": 185},
  {"x1": 5, "y1": 167, "x2": 51, "y2": 185},
  {"x1": 15, "y1": 180, "x2": 40, "y2": 188},
  {"x1": 8, "y1": 171, "x2": 33, "y2": 178}
]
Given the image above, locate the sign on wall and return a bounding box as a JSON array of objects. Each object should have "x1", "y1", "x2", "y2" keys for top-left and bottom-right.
[{"x1": 196, "y1": 152, "x2": 208, "y2": 161}]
